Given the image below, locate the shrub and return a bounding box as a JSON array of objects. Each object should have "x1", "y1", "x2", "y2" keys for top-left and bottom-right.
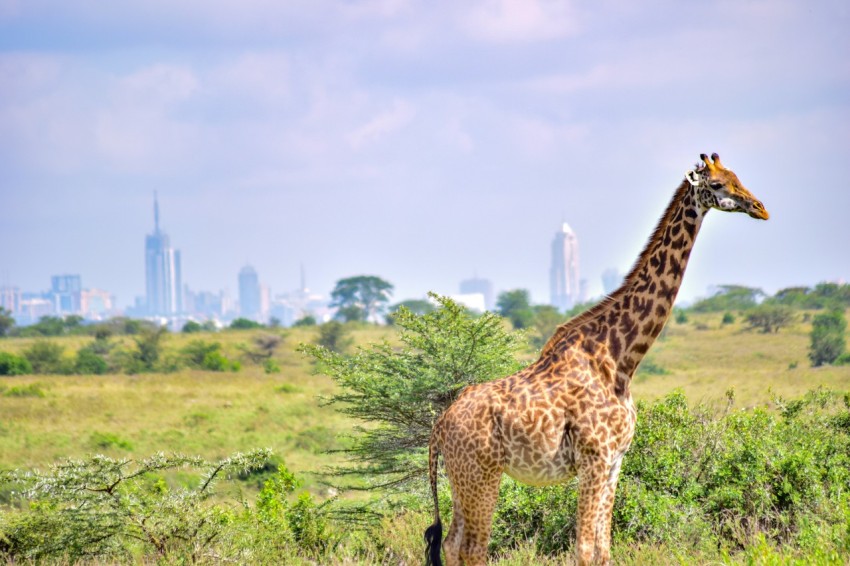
[
  {"x1": 293, "y1": 315, "x2": 317, "y2": 327},
  {"x1": 182, "y1": 320, "x2": 203, "y2": 333},
  {"x1": 73, "y1": 348, "x2": 108, "y2": 375},
  {"x1": 22, "y1": 341, "x2": 69, "y2": 374},
  {"x1": 0, "y1": 450, "x2": 272, "y2": 562},
  {"x1": 809, "y1": 309, "x2": 847, "y2": 366},
  {"x1": 230, "y1": 318, "x2": 263, "y2": 330},
  {"x1": 181, "y1": 339, "x2": 239, "y2": 372},
  {"x1": 264, "y1": 358, "x2": 281, "y2": 374},
  {"x1": 745, "y1": 304, "x2": 795, "y2": 333},
  {"x1": 315, "y1": 321, "x2": 352, "y2": 354},
  {"x1": 0, "y1": 352, "x2": 32, "y2": 376},
  {"x1": 722, "y1": 312, "x2": 736, "y2": 325}
]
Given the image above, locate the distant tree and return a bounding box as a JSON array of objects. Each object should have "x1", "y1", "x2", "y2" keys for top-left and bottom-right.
[
  {"x1": 128, "y1": 327, "x2": 167, "y2": 372},
  {"x1": 74, "y1": 347, "x2": 109, "y2": 375},
  {"x1": 674, "y1": 308, "x2": 689, "y2": 324},
  {"x1": 182, "y1": 321, "x2": 203, "y2": 333},
  {"x1": 386, "y1": 299, "x2": 435, "y2": 324},
  {"x1": 745, "y1": 305, "x2": 795, "y2": 333},
  {"x1": 22, "y1": 341, "x2": 68, "y2": 374},
  {"x1": 0, "y1": 307, "x2": 15, "y2": 337},
  {"x1": 0, "y1": 351, "x2": 32, "y2": 375},
  {"x1": 230, "y1": 318, "x2": 263, "y2": 330},
  {"x1": 496, "y1": 289, "x2": 534, "y2": 329},
  {"x1": 564, "y1": 300, "x2": 596, "y2": 319},
  {"x1": 268, "y1": 317, "x2": 282, "y2": 328},
  {"x1": 330, "y1": 276, "x2": 394, "y2": 323},
  {"x1": 809, "y1": 309, "x2": 847, "y2": 367},
  {"x1": 529, "y1": 304, "x2": 563, "y2": 349},
  {"x1": 315, "y1": 321, "x2": 353, "y2": 354},
  {"x1": 293, "y1": 315, "x2": 317, "y2": 327},
  {"x1": 690, "y1": 285, "x2": 764, "y2": 312},
  {"x1": 721, "y1": 312, "x2": 736, "y2": 325},
  {"x1": 240, "y1": 333, "x2": 283, "y2": 364}
]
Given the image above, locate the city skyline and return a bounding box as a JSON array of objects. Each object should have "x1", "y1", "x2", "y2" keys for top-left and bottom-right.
[
  {"x1": 550, "y1": 222, "x2": 581, "y2": 311},
  {"x1": 1, "y1": 2, "x2": 847, "y2": 307}
]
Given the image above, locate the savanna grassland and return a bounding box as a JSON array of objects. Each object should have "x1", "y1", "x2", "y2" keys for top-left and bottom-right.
[{"x1": 1, "y1": 311, "x2": 849, "y2": 564}]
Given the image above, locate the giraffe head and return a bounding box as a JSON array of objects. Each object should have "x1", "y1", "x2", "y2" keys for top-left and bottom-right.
[{"x1": 687, "y1": 153, "x2": 769, "y2": 220}]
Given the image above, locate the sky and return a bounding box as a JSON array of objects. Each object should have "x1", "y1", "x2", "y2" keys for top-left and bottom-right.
[{"x1": 1, "y1": 0, "x2": 848, "y2": 309}]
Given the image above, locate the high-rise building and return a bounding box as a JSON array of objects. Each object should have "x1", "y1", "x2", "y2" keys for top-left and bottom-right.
[
  {"x1": 145, "y1": 193, "x2": 182, "y2": 316},
  {"x1": 459, "y1": 276, "x2": 495, "y2": 311},
  {"x1": 238, "y1": 265, "x2": 261, "y2": 320},
  {"x1": 550, "y1": 222, "x2": 580, "y2": 312},
  {"x1": 50, "y1": 274, "x2": 82, "y2": 314}
]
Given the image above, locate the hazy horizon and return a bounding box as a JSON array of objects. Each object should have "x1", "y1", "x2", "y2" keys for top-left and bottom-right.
[{"x1": 2, "y1": 1, "x2": 848, "y2": 310}]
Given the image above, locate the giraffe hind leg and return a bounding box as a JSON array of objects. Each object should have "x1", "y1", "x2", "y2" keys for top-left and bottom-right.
[{"x1": 453, "y1": 469, "x2": 502, "y2": 566}]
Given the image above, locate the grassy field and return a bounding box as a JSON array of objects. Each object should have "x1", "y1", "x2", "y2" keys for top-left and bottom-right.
[
  {"x1": 0, "y1": 313, "x2": 848, "y2": 480},
  {"x1": 1, "y1": 313, "x2": 849, "y2": 564}
]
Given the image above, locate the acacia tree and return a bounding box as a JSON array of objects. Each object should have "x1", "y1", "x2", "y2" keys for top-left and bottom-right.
[
  {"x1": 330, "y1": 276, "x2": 394, "y2": 323},
  {"x1": 300, "y1": 294, "x2": 526, "y2": 498}
]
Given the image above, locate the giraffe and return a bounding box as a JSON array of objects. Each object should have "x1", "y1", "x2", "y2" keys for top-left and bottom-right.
[{"x1": 424, "y1": 153, "x2": 769, "y2": 566}]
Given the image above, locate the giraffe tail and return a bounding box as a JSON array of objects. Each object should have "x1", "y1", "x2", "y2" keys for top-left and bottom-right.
[{"x1": 424, "y1": 432, "x2": 443, "y2": 566}]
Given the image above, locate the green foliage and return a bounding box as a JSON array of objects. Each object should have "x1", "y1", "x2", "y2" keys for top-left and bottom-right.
[
  {"x1": 386, "y1": 299, "x2": 435, "y2": 324},
  {"x1": 529, "y1": 304, "x2": 563, "y2": 349},
  {"x1": 690, "y1": 285, "x2": 765, "y2": 312},
  {"x1": 0, "y1": 449, "x2": 272, "y2": 562},
  {"x1": 809, "y1": 309, "x2": 847, "y2": 366},
  {"x1": 181, "y1": 339, "x2": 240, "y2": 372},
  {"x1": 89, "y1": 431, "x2": 133, "y2": 451},
  {"x1": 330, "y1": 275, "x2": 394, "y2": 323},
  {"x1": 0, "y1": 351, "x2": 32, "y2": 375},
  {"x1": 316, "y1": 321, "x2": 353, "y2": 354},
  {"x1": 674, "y1": 308, "x2": 688, "y2": 324},
  {"x1": 74, "y1": 347, "x2": 109, "y2": 375},
  {"x1": 264, "y1": 358, "x2": 281, "y2": 374},
  {"x1": 300, "y1": 293, "x2": 525, "y2": 500},
  {"x1": 122, "y1": 327, "x2": 168, "y2": 373},
  {"x1": 293, "y1": 315, "x2": 317, "y2": 327},
  {"x1": 722, "y1": 311, "x2": 736, "y2": 325},
  {"x1": 2, "y1": 383, "x2": 46, "y2": 398},
  {"x1": 230, "y1": 317, "x2": 263, "y2": 330},
  {"x1": 182, "y1": 320, "x2": 203, "y2": 333},
  {"x1": 22, "y1": 340, "x2": 70, "y2": 374},
  {"x1": 768, "y1": 283, "x2": 850, "y2": 310},
  {"x1": 487, "y1": 390, "x2": 850, "y2": 557},
  {"x1": 497, "y1": 289, "x2": 534, "y2": 329},
  {"x1": 636, "y1": 357, "x2": 669, "y2": 376},
  {"x1": 0, "y1": 307, "x2": 14, "y2": 337},
  {"x1": 745, "y1": 304, "x2": 796, "y2": 333},
  {"x1": 240, "y1": 333, "x2": 284, "y2": 364}
]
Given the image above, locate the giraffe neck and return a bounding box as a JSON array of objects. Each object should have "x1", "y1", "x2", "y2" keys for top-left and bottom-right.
[
  {"x1": 543, "y1": 178, "x2": 709, "y2": 390},
  {"x1": 604, "y1": 179, "x2": 708, "y2": 376}
]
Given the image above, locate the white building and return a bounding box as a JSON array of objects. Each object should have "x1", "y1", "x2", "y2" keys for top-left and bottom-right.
[{"x1": 550, "y1": 222, "x2": 581, "y2": 311}]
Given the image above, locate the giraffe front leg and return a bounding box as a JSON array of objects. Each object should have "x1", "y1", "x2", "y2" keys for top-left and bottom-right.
[
  {"x1": 575, "y1": 460, "x2": 608, "y2": 566},
  {"x1": 593, "y1": 456, "x2": 623, "y2": 565}
]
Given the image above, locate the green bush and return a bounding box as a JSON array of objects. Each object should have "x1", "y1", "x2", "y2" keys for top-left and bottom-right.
[
  {"x1": 22, "y1": 341, "x2": 69, "y2": 374},
  {"x1": 809, "y1": 309, "x2": 847, "y2": 366},
  {"x1": 0, "y1": 351, "x2": 32, "y2": 375},
  {"x1": 73, "y1": 347, "x2": 109, "y2": 375}
]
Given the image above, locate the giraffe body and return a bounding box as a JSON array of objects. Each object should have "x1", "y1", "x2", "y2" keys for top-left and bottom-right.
[{"x1": 425, "y1": 154, "x2": 768, "y2": 566}]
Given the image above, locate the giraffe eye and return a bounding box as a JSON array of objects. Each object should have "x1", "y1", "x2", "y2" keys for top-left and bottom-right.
[{"x1": 709, "y1": 182, "x2": 723, "y2": 190}]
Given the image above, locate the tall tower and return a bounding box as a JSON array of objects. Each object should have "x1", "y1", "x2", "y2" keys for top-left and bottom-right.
[
  {"x1": 238, "y1": 265, "x2": 261, "y2": 320},
  {"x1": 550, "y1": 222, "x2": 580, "y2": 311},
  {"x1": 145, "y1": 193, "x2": 183, "y2": 316}
]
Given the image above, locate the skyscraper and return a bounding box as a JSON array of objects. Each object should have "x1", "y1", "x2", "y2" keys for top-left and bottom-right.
[
  {"x1": 50, "y1": 274, "x2": 82, "y2": 314},
  {"x1": 238, "y1": 265, "x2": 261, "y2": 320},
  {"x1": 145, "y1": 194, "x2": 182, "y2": 316},
  {"x1": 550, "y1": 222, "x2": 580, "y2": 311}
]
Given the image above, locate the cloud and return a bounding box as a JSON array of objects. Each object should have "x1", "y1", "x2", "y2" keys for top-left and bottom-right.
[
  {"x1": 347, "y1": 99, "x2": 416, "y2": 149},
  {"x1": 459, "y1": 0, "x2": 578, "y2": 42}
]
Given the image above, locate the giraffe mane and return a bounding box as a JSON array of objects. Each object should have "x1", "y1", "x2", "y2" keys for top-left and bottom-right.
[{"x1": 540, "y1": 178, "x2": 693, "y2": 356}]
